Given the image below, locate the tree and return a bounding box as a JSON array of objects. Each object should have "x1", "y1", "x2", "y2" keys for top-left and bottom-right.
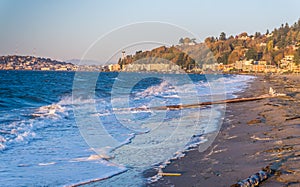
[
  {"x1": 295, "y1": 48, "x2": 300, "y2": 65},
  {"x1": 284, "y1": 23, "x2": 289, "y2": 33},
  {"x1": 219, "y1": 32, "x2": 226, "y2": 41},
  {"x1": 229, "y1": 43, "x2": 234, "y2": 51},
  {"x1": 205, "y1": 37, "x2": 212, "y2": 44},
  {"x1": 277, "y1": 36, "x2": 286, "y2": 49},
  {"x1": 245, "y1": 48, "x2": 258, "y2": 60},
  {"x1": 255, "y1": 32, "x2": 261, "y2": 38},
  {"x1": 191, "y1": 38, "x2": 197, "y2": 43},
  {"x1": 228, "y1": 35, "x2": 234, "y2": 40},
  {"x1": 274, "y1": 51, "x2": 284, "y2": 63},
  {"x1": 179, "y1": 38, "x2": 184, "y2": 44},
  {"x1": 183, "y1": 37, "x2": 191, "y2": 44},
  {"x1": 296, "y1": 32, "x2": 300, "y2": 41},
  {"x1": 211, "y1": 37, "x2": 215, "y2": 42},
  {"x1": 176, "y1": 52, "x2": 185, "y2": 66},
  {"x1": 228, "y1": 51, "x2": 240, "y2": 64},
  {"x1": 239, "y1": 32, "x2": 248, "y2": 37},
  {"x1": 217, "y1": 52, "x2": 230, "y2": 64},
  {"x1": 267, "y1": 40, "x2": 274, "y2": 52}
]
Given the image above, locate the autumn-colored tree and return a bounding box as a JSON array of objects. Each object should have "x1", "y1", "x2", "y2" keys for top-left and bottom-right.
[
  {"x1": 294, "y1": 48, "x2": 300, "y2": 65},
  {"x1": 228, "y1": 51, "x2": 240, "y2": 64},
  {"x1": 183, "y1": 37, "x2": 191, "y2": 44},
  {"x1": 274, "y1": 51, "x2": 284, "y2": 63},
  {"x1": 266, "y1": 40, "x2": 274, "y2": 52}
]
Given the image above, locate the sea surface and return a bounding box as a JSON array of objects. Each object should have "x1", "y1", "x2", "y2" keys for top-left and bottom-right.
[{"x1": 0, "y1": 71, "x2": 254, "y2": 186}]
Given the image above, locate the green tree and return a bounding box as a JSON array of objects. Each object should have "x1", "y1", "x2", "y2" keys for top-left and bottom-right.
[
  {"x1": 245, "y1": 48, "x2": 258, "y2": 60},
  {"x1": 179, "y1": 38, "x2": 184, "y2": 44},
  {"x1": 277, "y1": 36, "x2": 286, "y2": 49},
  {"x1": 255, "y1": 32, "x2": 261, "y2": 38},
  {"x1": 219, "y1": 32, "x2": 226, "y2": 41},
  {"x1": 217, "y1": 52, "x2": 230, "y2": 64},
  {"x1": 295, "y1": 48, "x2": 300, "y2": 65},
  {"x1": 176, "y1": 52, "x2": 185, "y2": 66},
  {"x1": 191, "y1": 38, "x2": 196, "y2": 43}
]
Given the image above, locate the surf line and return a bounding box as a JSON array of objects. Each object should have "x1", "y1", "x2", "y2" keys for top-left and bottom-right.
[{"x1": 67, "y1": 170, "x2": 127, "y2": 187}]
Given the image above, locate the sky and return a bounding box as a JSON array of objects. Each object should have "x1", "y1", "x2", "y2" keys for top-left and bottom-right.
[{"x1": 0, "y1": 0, "x2": 300, "y2": 63}]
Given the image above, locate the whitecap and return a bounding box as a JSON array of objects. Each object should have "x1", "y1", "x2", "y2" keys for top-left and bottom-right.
[{"x1": 38, "y1": 162, "x2": 56, "y2": 166}]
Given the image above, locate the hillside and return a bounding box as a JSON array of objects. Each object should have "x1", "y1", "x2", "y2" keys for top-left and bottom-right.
[
  {"x1": 118, "y1": 46, "x2": 196, "y2": 70},
  {"x1": 0, "y1": 55, "x2": 76, "y2": 71},
  {"x1": 119, "y1": 19, "x2": 300, "y2": 70},
  {"x1": 205, "y1": 19, "x2": 300, "y2": 65}
]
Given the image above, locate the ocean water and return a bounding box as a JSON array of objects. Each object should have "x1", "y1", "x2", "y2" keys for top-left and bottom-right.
[{"x1": 0, "y1": 71, "x2": 254, "y2": 186}]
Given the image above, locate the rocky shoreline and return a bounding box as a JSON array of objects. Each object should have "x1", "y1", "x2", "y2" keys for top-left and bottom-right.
[{"x1": 150, "y1": 74, "x2": 300, "y2": 187}]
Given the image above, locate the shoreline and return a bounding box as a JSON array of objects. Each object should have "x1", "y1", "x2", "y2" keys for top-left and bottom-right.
[
  {"x1": 150, "y1": 74, "x2": 300, "y2": 186},
  {"x1": 1, "y1": 69, "x2": 300, "y2": 76}
]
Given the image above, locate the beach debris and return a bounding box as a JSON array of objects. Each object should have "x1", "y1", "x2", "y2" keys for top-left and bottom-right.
[
  {"x1": 250, "y1": 135, "x2": 272, "y2": 141},
  {"x1": 231, "y1": 170, "x2": 269, "y2": 187},
  {"x1": 265, "y1": 145, "x2": 293, "y2": 153},
  {"x1": 247, "y1": 119, "x2": 262, "y2": 125},
  {"x1": 158, "y1": 172, "x2": 182, "y2": 176},
  {"x1": 285, "y1": 115, "x2": 300, "y2": 121},
  {"x1": 157, "y1": 168, "x2": 182, "y2": 177},
  {"x1": 231, "y1": 154, "x2": 295, "y2": 187},
  {"x1": 269, "y1": 87, "x2": 287, "y2": 97},
  {"x1": 132, "y1": 90, "x2": 287, "y2": 111},
  {"x1": 145, "y1": 95, "x2": 280, "y2": 111},
  {"x1": 269, "y1": 87, "x2": 276, "y2": 96}
]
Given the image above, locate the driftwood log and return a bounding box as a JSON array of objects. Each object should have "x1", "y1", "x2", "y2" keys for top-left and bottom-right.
[
  {"x1": 134, "y1": 93, "x2": 286, "y2": 111},
  {"x1": 231, "y1": 154, "x2": 294, "y2": 187}
]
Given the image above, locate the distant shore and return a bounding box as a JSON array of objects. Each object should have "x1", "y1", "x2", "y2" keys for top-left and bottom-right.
[
  {"x1": 151, "y1": 74, "x2": 300, "y2": 186},
  {"x1": 1, "y1": 69, "x2": 300, "y2": 76}
]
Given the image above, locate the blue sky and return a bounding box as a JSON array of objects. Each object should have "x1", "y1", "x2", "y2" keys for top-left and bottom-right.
[{"x1": 0, "y1": 0, "x2": 300, "y2": 63}]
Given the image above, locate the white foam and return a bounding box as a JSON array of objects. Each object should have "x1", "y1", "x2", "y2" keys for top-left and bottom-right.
[
  {"x1": 15, "y1": 131, "x2": 35, "y2": 142},
  {"x1": 136, "y1": 80, "x2": 175, "y2": 98},
  {"x1": 1, "y1": 120, "x2": 37, "y2": 150},
  {"x1": 71, "y1": 154, "x2": 112, "y2": 162},
  {"x1": 60, "y1": 96, "x2": 96, "y2": 106},
  {"x1": 33, "y1": 104, "x2": 67, "y2": 118},
  {"x1": 38, "y1": 162, "x2": 56, "y2": 166}
]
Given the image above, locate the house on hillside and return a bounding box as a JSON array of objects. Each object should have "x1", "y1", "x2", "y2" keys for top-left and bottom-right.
[
  {"x1": 234, "y1": 59, "x2": 254, "y2": 72},
  {"x1": 280, "y1": 55, "x2": 294, "y2": 68},
  {"x1": 179, "y1": 37, "x2": 197, "y2": 46}
]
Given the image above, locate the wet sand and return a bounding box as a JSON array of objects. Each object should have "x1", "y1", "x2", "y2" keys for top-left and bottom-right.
[{"x1": 151, "y1": 74, "x2": 300, "y2": 187}]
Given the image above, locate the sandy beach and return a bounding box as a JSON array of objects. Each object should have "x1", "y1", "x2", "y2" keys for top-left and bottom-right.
[{"x1": 151, "y1": 74, "x2": 300, "y2": 187}]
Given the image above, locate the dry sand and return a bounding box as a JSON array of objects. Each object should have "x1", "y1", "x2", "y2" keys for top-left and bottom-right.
[{"x1": 150, "y1": 74, "x2": 300, "y2": 187}]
